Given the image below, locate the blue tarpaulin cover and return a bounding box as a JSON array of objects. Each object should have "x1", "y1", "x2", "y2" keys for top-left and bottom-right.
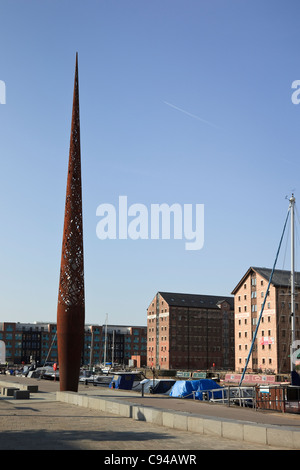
[{"x1": 169, "y1": 379, "x2": 223, "y2": 400}]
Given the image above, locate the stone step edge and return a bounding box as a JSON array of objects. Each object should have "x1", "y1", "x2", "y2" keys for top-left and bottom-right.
[
  {"x1": 56, "y1": 391, "x2": 300, "y2": 450},
  {"x1": 0, "y1": 380, "x2": 38, "y2": 393}
]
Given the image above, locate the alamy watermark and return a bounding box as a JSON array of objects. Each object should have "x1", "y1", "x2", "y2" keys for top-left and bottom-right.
[
  {"x1": 96, "y1": 196, "x2": 204, "y2": 251},
  {"x1": 0, "y1": 80, "x2": 6, "y2": 104},
  {"x1": 291, "y1": 80, "x2": 300, "y2": 104}
]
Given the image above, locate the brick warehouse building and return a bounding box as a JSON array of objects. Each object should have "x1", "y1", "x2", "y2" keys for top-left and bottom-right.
[
  {"x1": 232, "y1": 266, "x2": 300, "y2": 374},
  {"x1": 0, "y1": 322, "x2": 147, "y2": 367},
  {"x1": 147, "y1": 292, "x2": 235, "y2": 370}
]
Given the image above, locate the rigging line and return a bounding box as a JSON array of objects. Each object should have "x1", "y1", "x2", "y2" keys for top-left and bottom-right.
[
  {"x1": 295, "y1": 204, "x2": 300, "y2": 274},
  {"x1": 295, "y1": 203, "x2": 300, "y2": 225},
  {"x1": 276, "y1": 222, "x2": 290, "y2": 361},
  {"x1": 277, "y1": 200, "x2": 299, "y2": 375},
  {"x1": 43, "y1": 332, "x2": 57, "y2": 367},
  {"x1": 293, "y1": 205, "x2": 300, "y2": 296},
  {"x1": 239, "y1": 205, "x2": 291, "y2": 386},
  {"x1": 276, "y1": 215, "x2": 290, "y2": 339},
  {"x1": 295, "y1": 216, "x2": 300, "y2": 275}
]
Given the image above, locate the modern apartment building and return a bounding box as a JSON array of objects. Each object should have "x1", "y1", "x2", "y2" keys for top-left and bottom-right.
[
  {"x1": 0, "y1": 321, "x2": 147, "y2": 367},
  {"x1": 232, "y1": 266, "x2": 300, "y2": 374},
  {"x1": 0, "y1": 322, "x2": 58, "y2": 365},
  {"x1": 87, "y1": 324, "x2": 147, "y2": 367},
  {"x1": 147, "y1": 291, "x2": 235, "y2": 370}
]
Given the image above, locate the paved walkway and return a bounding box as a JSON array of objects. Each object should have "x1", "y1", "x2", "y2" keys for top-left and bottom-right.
[
  {"x1": 0, "y1": 375, "x2": 298, "y2": 451},
  {"x1": 80, "y1": 383, "x2": 300, "y2": 428}
]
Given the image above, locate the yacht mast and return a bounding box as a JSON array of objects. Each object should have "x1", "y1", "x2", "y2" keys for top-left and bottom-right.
[
  {"x1": 104, "y1": 313, "x2": 108, "y2": 366},
  {"x1": 290, "y1": 194, "x2": 296, "y2": 375},
  {"x1": 112, "y1": 330, "x2": 115, "y2": 366}
]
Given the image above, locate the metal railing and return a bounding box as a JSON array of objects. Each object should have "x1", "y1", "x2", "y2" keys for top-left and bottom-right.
[
  {"x1": 173, "y1": 384, "x2": 300, "y2": 413},
  {"x1": 191, "y1": 386, "x2": 256, "y2": 407}
]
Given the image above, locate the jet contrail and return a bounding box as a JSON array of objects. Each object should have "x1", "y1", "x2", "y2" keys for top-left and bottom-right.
[{"x1": 163, "y1": 101, "x2": 219, "y2": 129}]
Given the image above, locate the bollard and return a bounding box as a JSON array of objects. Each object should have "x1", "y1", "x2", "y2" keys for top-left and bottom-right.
[{"x1": 14, "y1": 390, "x2": 30, "y2": 399}]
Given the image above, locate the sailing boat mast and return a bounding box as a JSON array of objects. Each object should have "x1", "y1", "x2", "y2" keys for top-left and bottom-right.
[
  {"x1": 239, "y1": 195, "x2": 297, "y2": 386},
  {"x1": 290, "y1": 194, "x2": 296, "y2": 375},
  {"x1": 112, "y1": 330, "x2": 115, "y2": 367},
  {"x1": 103, "y1": 313, "x2": 108, "y2": 366}
]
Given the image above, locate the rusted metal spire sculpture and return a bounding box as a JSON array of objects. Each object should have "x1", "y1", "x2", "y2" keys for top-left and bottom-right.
[{"x1": 57, "y1": 53, "x2": 85, "y2": 392}]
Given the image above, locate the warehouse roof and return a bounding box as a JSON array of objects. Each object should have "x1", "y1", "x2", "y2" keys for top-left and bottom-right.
[
  {"x1": 231, "y1": 266, "x2": 300, "y2": 294},
  {"x1": 158, "y1": 292, "x2": 234, "y2": 310}
]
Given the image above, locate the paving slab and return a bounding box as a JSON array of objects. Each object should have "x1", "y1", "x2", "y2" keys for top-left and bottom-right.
[{"x1": 0, "y1": 374, "x2": 298, "y2": 450}]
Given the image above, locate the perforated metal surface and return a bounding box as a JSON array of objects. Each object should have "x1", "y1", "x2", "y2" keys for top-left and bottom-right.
[{"x1": 57, "y1": 53, "x2": 85, "y2": 392}]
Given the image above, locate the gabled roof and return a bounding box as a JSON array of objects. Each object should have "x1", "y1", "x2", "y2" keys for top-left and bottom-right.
[
  {"x1": 231, "y1": 266, "x2": 300, "y2": 294},
  {"x1": 158, "y1": 292, "x2": 234, "y2": 310}
]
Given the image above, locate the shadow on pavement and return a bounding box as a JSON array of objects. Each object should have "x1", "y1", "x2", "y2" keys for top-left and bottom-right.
[{"x1": 0, "y1": 428, "x2": 176, "y2": 450}]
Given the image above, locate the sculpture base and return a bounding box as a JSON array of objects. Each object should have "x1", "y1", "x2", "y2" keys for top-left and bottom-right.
[{"x1": 57, "y1": 305, "x2": 84, "y2": 392}]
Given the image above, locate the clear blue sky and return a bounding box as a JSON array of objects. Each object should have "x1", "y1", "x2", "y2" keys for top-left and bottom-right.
[{"x1": 1, "y1": 0, "x2": 300, "y2": 326}]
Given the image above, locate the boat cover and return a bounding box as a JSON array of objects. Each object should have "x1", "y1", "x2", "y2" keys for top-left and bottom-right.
[
  {"x1": 109, "y1": 373, "x2": 140, "y2": 390},
  {"x1": 169, "y1": 379, "x2": 223, "y2": 400},
  {"x1": 134, "y1": 379, "x2": 175, "y2": 394},
  {"x1": 154, "y1": 379, "x2": 176, "y2": 394}
]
